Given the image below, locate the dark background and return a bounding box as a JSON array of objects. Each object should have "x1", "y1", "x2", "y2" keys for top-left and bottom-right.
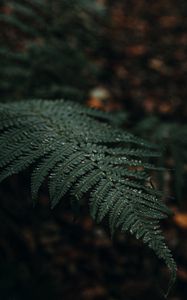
[{"x1": 0, "y1": 1, "x2": 187, "y2": 299}]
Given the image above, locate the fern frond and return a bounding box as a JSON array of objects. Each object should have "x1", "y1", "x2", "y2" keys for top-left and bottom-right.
[{"x1": 0, "y1": 99, "x2": 176, "y2": 293}]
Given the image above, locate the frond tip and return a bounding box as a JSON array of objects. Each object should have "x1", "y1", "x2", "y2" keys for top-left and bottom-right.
[{"x1": 0, "y1": 99, "x2": 176, "y2": 294}]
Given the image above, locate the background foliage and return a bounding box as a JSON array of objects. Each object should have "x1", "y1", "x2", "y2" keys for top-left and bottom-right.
[{"x1": 0, "y1": 0, "x2": 187, "y2": 299}]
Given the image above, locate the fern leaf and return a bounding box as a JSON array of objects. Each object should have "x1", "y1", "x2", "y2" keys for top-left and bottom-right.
[
  {"x1": 90, "y1": 179, "x2": 112, "y2": 219},
  {"x1": 0, "y1": 99, "x2": 176, "y2": 294},
  {"x1": 31, "y1": 144, "x2": 69, "y2": 201}
]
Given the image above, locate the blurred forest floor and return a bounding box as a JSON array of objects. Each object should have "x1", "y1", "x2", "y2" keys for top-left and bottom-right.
[{"x1": 0, "y1": 1, "x2": 187, "y2": 300}]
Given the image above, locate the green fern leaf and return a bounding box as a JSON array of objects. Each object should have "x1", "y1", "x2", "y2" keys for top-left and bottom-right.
[{"x1": 0, "y1": 99, "x2": 176, "y2": 295}]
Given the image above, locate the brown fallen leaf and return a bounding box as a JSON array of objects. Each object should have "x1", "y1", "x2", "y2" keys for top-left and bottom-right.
[
  {"x1": 178, "y1": 267, "x2": 187, "y2": 281},
  {"x1": 126, "y1": 44, "x2": 148, "y2": 57},
  {"x1": 173, "y1": 212, "x2": 187, "y2": 229},
  {"x1": 87, "y1": 87, "x2": 122, "y2": 111}
]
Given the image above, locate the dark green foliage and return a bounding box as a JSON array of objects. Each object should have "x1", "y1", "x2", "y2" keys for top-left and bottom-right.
[
  {"x1": 0, "y1": 0, "x2": 104, "y2": 101},
  {"x1": 0, "y1": 100, "x2": 176, "y2": 294},
  {"x1": 134, "y1": 116, "x2": 187, "y2": 204}
]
